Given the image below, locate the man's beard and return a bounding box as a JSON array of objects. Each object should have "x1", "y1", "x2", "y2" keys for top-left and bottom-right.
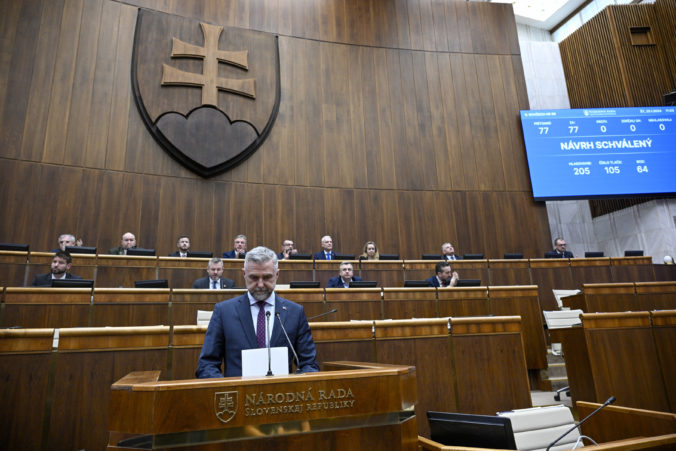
[
  {"x1": 52, "y1": 267, "x2": 66, "y2": 276},
  {"x1": 250, "y1": 288, "x2": 272, "y2": 301}
]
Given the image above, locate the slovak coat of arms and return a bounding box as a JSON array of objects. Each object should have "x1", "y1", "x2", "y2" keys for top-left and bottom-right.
[
  {"x1": 214, "y1": 391, "x2": 238, "y2": 423},
  {"x1": 132, "y1": 9, "x2": 280, "y2": 177}
]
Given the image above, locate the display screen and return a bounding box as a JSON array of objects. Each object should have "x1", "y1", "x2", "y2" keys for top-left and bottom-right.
[{"x1": 520, "y1": 107, "x2": 675, "y2": 200}]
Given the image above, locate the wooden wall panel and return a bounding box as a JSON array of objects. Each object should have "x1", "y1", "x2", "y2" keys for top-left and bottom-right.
[
  {"x1": 1, "y1": 0, "x2": 549, "y2": 264},
  {"x1": 560, "y1": 2, "x2": 675, "y2": 108}
]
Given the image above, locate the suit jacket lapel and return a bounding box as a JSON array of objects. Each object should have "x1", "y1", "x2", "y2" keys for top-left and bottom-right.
[{"x1": 236, "y1": 294, "x2": 258, "y2": 349}]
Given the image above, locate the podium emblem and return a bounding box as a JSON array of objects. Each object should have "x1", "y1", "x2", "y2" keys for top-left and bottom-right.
[
  {"x1": 132, "y1": 9, "x2": 280, "y2": 177},
  {"x1": 214, "y1": 391, "x2": 238, "y2": 423}
]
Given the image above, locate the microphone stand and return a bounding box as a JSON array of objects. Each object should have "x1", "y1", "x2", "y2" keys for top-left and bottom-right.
[
  {"x1": 265, "y1": 311, "x2": 273, "y2": 376},
  {"x1": 276, "y1": 312, "x2": 302, "y2": 374},
  {"x1": 546, "y1": 396, "x2": 616, "y2": 451},
  {"x1": 308, "y1": 308, "x2": 338, "y2": 321}
]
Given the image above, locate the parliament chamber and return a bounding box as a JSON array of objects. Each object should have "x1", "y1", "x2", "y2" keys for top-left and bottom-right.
[{"x1": 2, "y1": 0, "x2": 676, "y2": 449}]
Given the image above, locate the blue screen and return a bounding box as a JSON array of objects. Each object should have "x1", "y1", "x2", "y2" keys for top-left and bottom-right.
[{"x1": 520, "y1": 107, "x2": 676, "y2": 200}]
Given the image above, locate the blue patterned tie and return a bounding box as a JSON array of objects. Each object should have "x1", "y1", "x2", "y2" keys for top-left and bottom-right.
[{"x1": 256, "y1": 301, "x2": 266, "y2": 348}]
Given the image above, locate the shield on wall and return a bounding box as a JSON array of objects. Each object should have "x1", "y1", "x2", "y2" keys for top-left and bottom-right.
[{"x1": 132, "y1": 9, "x2": 280, "y2": 178}]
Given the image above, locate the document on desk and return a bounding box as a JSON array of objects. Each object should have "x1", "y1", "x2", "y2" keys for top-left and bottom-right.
[{"x1": 242, "y1": 347, "x2": 289, "y2": 377}]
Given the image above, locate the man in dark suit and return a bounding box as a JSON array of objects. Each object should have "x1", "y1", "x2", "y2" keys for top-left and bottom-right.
[
  {"x1": 441, "y1": 242, "x2": 462, "y2": 261},
  {"x1": 192, "y1": 257, "x2": 235, "y2": 289},
  {"x1": 196, "y1": 246, "x2": 319, "y2": 378},
  {"x1": 109, "y1": 232, "x2": 137, "y2": 255},
  {"x1": 169, "y1": 235, "x2": 191, "y2": 257},
  {"x1": 425, "y1": 261, "x2": 459, "y2": 288},
  {"x1": 545, "y1": 237, "x2": 574, "y2": 258},
  {"x1": 31, "y1": 251, "x2": 83, "y2": 286},
  {"x1": 327, "y1": 262, "x2": 362, "y2": 288},
  {"x1": 277, "y1": 239, "x2": 298, "y2": 260},
  {"x1": 222, "y1": 234, "x2": 247, "y2": 259},
  {"x1": 313, "y1": 235, "x2": 336, "y2": 260}
]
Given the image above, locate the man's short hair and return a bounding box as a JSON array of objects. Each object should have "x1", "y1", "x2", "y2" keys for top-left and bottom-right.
[
  {"x1": 54, "y1": 251, "x2": 72, "y2": 265},
  {"x1": 441, "y1": 242, "x2": 451, "y2": 250},
  {"x1": 208, "y1": 257, "x2": 222, "y2": 266},
  {"x1": 554, "y1": 237, "x2": 565, "y2": 246},
  {"x1": 177, "y1": 235, "x2": 190, "y2": 242},
  {"x1": 245, "y1": 246, "x2": 278, "y2": 270},
  {"x1": 58, "y1": 233, "x2": 76, "y2": 242},
  {"x1": 321, "y1": 235, "x2": 331, "y2": 242},
  {"x1": 234, "y1": 234, "x2": 247, "y2": 242},
  {"x1": 435, "y1": 261, "x2": 450, "y2": 274}
]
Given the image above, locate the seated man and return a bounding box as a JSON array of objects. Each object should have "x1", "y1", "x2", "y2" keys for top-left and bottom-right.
[
  {"x1": 109, "y1": 232, "x2": 137, "y2": 255},
  {"x1": 313, "y1": 235, "x2": 336, "y2": 260},
  {"x1": 169, "y1": 235, "x2": 191, "y2": 257},
  {"x1": 425, "y1": 261, "x2": 459, "y2": 287},
  {"x1": 192, "y1": 257, "x2": 235, "y2": 289},
  {"x1": 442, "y1": 242, "x2": 462, "y2": 261},
  {"x1": 328, "y1": 261, "x2": 362, "y2": 288},
  {"x1": 277, "y1": 239, "x2": 298, "y2": 260},
  {"x1": 545, "y1": 237, "x2": 574, "y2": 258},
  {"x1": 223, "y1": 234, "x2": 247, "y2": 259},
  {"x1": 50, "y1": 233, "x2": 82, "y2": 252},
  {"x1": 31, "y1": 251, "x2": 83, "y2": 286},
  {"x1": 196, "y1": 246, "x2": 319, "y2": 378}
]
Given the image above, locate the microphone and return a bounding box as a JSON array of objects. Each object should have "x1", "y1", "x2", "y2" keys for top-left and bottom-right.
[
  {"x1": 275, "y1": 312, "x2": 302, "y2": 374},
  {"x1": 265, "y1": 311, "x2": 273, "y2": 376},
  {"x1": 308, "y1": 308, "x2": 338, "y2": 321},
  {"x1": 546, "y1": 395, "x2": 616, "y2": 451}
]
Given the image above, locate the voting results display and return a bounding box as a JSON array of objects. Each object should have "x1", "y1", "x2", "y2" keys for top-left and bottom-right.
[{"x1": 520, "y1": 107, "x2": 675, "y2": 200}]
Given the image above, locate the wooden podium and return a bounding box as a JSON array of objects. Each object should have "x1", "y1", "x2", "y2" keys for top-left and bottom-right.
[{"x1": 107, "y1": 362, "x2": 417, "y2": 450}]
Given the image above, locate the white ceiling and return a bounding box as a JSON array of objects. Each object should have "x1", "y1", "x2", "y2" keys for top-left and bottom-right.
[{"x1": 487, "y1": 0, "x2": 590, "y2": 30}]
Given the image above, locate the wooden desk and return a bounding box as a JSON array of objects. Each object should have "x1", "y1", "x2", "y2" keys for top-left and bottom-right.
[
  {"x1": 374, "y1": 319, "x2": 454, "y2": 437},
  {"x1": 92, "y1": 288, "x2": 170, "y2": 327},
  {"x1": 2, "y1": 287, "x2": 92, "y2": 328},
  {"x1": 488, "y1": 285, "x2": 546, "y2": 371},
  {"x1": 170, "y1": 289, "x2": 246, "y2": 326},
  {"x1": 277, "y1": 259, "x2": 315, "y2": 285},
  {"x1": 488, "y1": 258, "x2": 532, "y2": 286},
  {"x1": 0, "y1": 251, "x2": 28, "y2": 286},
  {"x1": 382, "y1": 287, "x2": 437, "y2": 319},
  {"x1": 563, "y1": 283, "x2": 637, "y2": 312},
  {"x1": 570, "y1": 257, "x2": 613, "y2": 287},
  {"x1": 359, "y1": 260, "x2": 405, "y2": 288},
  {"x1": 529, "y1": 258, "x2": 574, "y2": 311},
  {"x1": 96, "y1": 255, "x2": 158, "y2": 287},
  {"x1": 0, "y1": 328, "x2": 54, "y2": 451},
  {"x1": 450, "y1": 316, "x2": 531, "y2": 415},
  {"x1": 437, "y1": 286, "x2": 489, "y2": 317},
  {"x1": 325, "y1": 287, "x2": 383, "y2": 321},
  {"x1": 108, "y1": 362, "x2": 418, "y2": 450},
  {"x1": 275, "y1": 288, "x2": 326, "y2": 320},
  {"x1": 554, "y1": 312, "x2": 672, "y2": 412},
  {"x1": 636, "y1": 281, "x2": 676, "y2": 311},
  {"x1": 651, "y1": 310, "x2": 676, "y2": 412}
]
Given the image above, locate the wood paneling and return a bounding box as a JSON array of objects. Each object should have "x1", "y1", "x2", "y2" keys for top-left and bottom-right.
[
  {"x1": 560, "y1": 2, "x2": 675, "y2": 108},
  {"x1": 1, "y1": 0, "x2": 549, "y2": 272}
]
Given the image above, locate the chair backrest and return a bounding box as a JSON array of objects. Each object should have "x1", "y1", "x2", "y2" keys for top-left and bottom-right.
[
  {"x1": 543, "y1": 310, "x2": 583, "y2": 329},
  {"x1": 498, "y1": 405, "x2": 581, "y2": 451},
  {"x1": 552, "y1": 289, "x2": 581, "y2": 309},
  {"x1": 196, "y1": 310, "x2": 213, "y2": 326}
]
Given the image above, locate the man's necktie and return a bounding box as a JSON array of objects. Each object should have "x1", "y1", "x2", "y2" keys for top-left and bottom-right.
[
  {"x1": 327, "y1": 253, "x2": 331, "y2": 260},
  {"x1": 256, "y1": 301, "x2": 266, "y2": 348},
  {"x1": 212, "y1": 280, "x2": 217, "y2": 289}
]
